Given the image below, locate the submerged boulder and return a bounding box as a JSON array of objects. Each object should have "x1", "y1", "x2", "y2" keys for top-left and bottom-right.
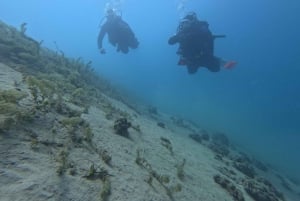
[
  {"x1": 244, "y1": 178, "x2": 285, "y2": 201},
  {"x1": 234, "y1": 162, "x2": 256, "y2": 179},
  {"x1": 214, "y1": 174, "x2": 245, "y2": 201},
  {"x1": 113, "y1": 118, "x2": 131, "y2": 138}
]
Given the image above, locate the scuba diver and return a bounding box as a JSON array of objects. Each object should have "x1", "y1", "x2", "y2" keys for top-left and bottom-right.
[
  {"x1": 168, "y1": 12, "x2": 236, "y2": 74},
  {"x1": 97, "y1": 9, "x2": 139, "y2": 54}
]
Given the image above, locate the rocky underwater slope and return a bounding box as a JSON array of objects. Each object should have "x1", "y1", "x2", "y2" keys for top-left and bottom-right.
[{"x1": 0, "y1": 20, "x2": 300, "y2": 201}]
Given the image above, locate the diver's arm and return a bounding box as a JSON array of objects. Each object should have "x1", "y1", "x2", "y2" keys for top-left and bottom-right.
[
  {"x1": 168, "y1": 34, "x2": 180, "y2": 45},
  {"x1": 169, "y1": 24, "x2": 186, "y2": 45},
  {"x1": 97, "y1": 25, "x2": 107, "y2": 52}
]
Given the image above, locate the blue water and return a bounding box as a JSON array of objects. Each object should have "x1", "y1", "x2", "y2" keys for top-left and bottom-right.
[{"x1": 1, "y1": 0, "x2": 300, "y2": 180}]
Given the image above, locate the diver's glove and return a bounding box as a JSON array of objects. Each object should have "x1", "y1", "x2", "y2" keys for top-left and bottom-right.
[
  {"x1": 168, "y1": 35, "x2": 178, "y2": 45},
  {"x1": 100, "y1": 48, "x2": 106, "y2": 54}
]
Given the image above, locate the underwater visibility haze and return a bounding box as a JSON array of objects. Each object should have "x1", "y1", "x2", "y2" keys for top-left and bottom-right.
[{"x1": 1, "y1": 0, "x2": 300, "y2": 181}]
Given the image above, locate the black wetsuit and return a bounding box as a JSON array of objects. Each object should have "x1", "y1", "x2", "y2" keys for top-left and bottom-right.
[
  {"x1": 98, "y1": 16, "x2": 139, "y2": 54},
  {"x1": 168, "y1": 19, "x2": 221, "y2": 74}
]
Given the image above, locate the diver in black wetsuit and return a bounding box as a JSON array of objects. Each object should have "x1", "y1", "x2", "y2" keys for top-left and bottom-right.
[
  {"x1": 97, "y1": 9, "x2": 139, "y2": 54},
  {"x1": 168, "y1": 12, "x2": 236, "y2": 74}
]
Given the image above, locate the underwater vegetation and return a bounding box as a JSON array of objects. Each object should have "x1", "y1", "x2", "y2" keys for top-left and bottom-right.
[
  {"x1": 0, "y1": 88, "x2": 34, "y2": 131},
  {"x1": 135, "y1": 148, "x2": 182, "y2": 201},
  {"x1": 81, "y1": 161, "x2": 111, "y2": 201},
  {"x1": 0, "y1": 21, "x2": 40, "y2": 65},
  {"x1": 0, "y1": 19, "x2": 135, "y2": 135},
  {"x1": 56, "y1": 150, "x2": 71, "y2": 176},
  {"x1": 0, "y1": 20, "x2": 126, "y2": 201},
  {"x1": 0, "y1": 20, "x2": 120, "y2": 104},
  {"x1": 176, "y1": 159, "x2": 186, "y2": 181},
  {"x1": 160, "y1": 137, "x2": 174, "y2": 155}
]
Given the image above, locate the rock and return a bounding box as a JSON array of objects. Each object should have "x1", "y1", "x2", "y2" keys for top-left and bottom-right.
[
  {"x1": 113, "y1": 118, "x2": 131, "y2": 138},
  {"x1": 234, "y1": 152, "x2": 251, "y2": 164},
  {"x1": 189, "y1": 133, "x2": 202, "y2": 143},
  {"x1": 209, "y1": 143, "x2": 230, "y2": 156},
  {"x1": 157, "y1": 122, "x2": 165, "y2": 128},
  {"x1": 217, "y1": 166, "x2": 237, "y2": 181},
  {"x1": 201, "y1": 132, "x2": 210, "y2": 141},
  {"x1": 212, "y1": 132, "x2": 230, "y2": 146},
  {"x1": 253, "y1": 159, "x2": 268, "y2": 172},
  {"x1": 209, "y1": 132, "x2": 230, "y2": 156},
  {"x1": 244, "y1": 179, "x2": 285, "y2": 201},
  {"x1": 189, "y1": 130, "x2": 210, "y2": 144},
  {"x1": 234, "y1": 162, "x2": 256, "y2": 178},
  {"x1": 214, "y1": 174, "x2": 245, "y2": 201}
]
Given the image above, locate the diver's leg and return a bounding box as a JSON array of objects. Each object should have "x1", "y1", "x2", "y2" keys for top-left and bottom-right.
[
  {"x1": 120, "y1": 44, "x2": 129, "y2": 54},
  {"x1": 129, "y1": 37, "x2": 139, "y2": 49},
  {"x1": 122, "y1": 47, "x2": 129, "y2": 54},
  {"x1": 116, "y1": 44, "x2": 121, "y2": 52},
  {"x1": 206, "y1": 57, "x2": 221, "y2": 72},
  {"x1": 206, "y1": 39, "x2": 214, "y2": 57},
  {"x1": 187, "y1": 65, "x2": 198, "y2": 74}
]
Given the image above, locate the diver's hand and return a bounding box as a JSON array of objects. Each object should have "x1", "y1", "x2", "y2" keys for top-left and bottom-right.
[
  {"x1": 168, "y1": 35, "x2": 178, "y2": 45},
  {"x1": 99, "y1": 48, "x2": 106, "y2": 54}
]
